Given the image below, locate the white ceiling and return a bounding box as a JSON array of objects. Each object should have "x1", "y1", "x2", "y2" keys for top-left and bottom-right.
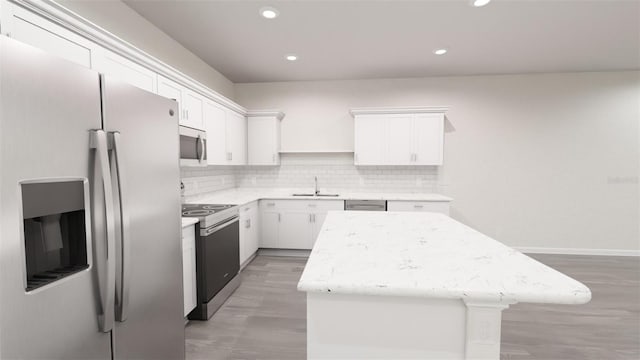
[{"x1": 124, "y1": 0, "x2": 640, "y2": 83}]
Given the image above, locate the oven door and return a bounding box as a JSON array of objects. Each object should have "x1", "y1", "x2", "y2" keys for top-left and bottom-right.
[
  {"x1": 179, "y1": 126, "x2": 207, "y2": 167},
  {"x1": 196, "y1": 216, "x2": 239, "y2": 303}
]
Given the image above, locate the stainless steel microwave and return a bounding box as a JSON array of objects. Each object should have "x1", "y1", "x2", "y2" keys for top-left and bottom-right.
[{"x1": 179, "y1": 126, "x2": 207, "y2": 167}]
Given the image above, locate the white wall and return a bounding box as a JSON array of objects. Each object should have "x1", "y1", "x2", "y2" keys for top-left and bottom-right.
[
  {"x1": 56, "y1": 0, "x2": 235, "y2": 99},
  {"x1": 235, "y1": 72, "x2": 640, "y2": 253}
]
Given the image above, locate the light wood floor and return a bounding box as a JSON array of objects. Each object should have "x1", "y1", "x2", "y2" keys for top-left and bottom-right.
[{"x1": 185, "y1": 254, "x2": 639, "y2": 360}]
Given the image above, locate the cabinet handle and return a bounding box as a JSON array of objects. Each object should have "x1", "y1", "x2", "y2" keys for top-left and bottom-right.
[
  {"x1": 308, "y1": 204, "x2": 317, "y2": 208},
  {"x1": 414, "y1": 204, "x2": 424, "y2": 208},
  {"x1": 267, "y1": 202, "x2": 275, "y2": 207},
  {"x1": 278, "y1": 213, "x2": 281, "y2": 222},
  {"x1": 312, "y1": 214, "x2": 316, "y2": 222},
  {"x1": 309, "y1": 214, "x2": 312, "y2": 223},
  {"x1": 414, "y1": 153, "x2": 418, "y2": 162},
  {"x1": 226, "y1": 152, "x2": 232, "y2": 161},
  {"x1": 245, "y1": 219, "x2": 250, "y2": 228},
  {"x1": 185, "y1": 109, "x2": 189, "y2": 120}
]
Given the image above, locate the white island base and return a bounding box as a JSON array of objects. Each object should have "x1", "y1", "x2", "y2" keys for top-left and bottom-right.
[
  {"x1": 307, "y1": 292, "x2": 510, "y2": 360},
  {"x1": 298, "y1": 212, "x2": 591, "y2": 360}
]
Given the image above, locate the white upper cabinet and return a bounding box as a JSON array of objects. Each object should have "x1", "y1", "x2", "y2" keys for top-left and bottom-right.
[
  {"x1": 1, "y1": 3, "x2": 95, "y2": 68},
  {"x1": 182, "y1": 89, "x2": 204, "y2": 130},
  {"x1": 351, "y1": 107, "x2": 448, "y2": 166},
  {"x1": 385, "y1": 115, "x2": 414, "y2": 165},
  {"x1": 225, "y1": 109, "x2": 247, "y2": 165},
  {"x1": 204, "y1": 100, "x2": 227, "y2": 165},
  {"x1": 413, "y1": 113, "x2": 445, "y2": 165},
  {"x1": 157, "y1": 74, "x2": 206, "y2": 130},
  {"x1": 247, "y1": 111, "x2": 284, "y2": 166},
  {"x1": 157, "y1": 74, "x2": 183, "y2": 118},
  {"x1": 92, "y1": 48, "x2": 157, "y2": 93},
  {"x1": 353, "y1": 115, "x2": 385, "y2": 165}
]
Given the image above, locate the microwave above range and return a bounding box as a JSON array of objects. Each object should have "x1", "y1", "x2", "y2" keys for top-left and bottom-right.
[{"x1": 179, "y1": 126, "x2": 207, "y2": 167}]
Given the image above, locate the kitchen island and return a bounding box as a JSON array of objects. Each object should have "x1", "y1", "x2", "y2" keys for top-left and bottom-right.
[{"x1": 297, "y1": 212, "x2": 591, "y2": 359}]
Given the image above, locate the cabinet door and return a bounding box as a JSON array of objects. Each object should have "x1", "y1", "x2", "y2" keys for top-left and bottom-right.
[
  {"x1": 311, "y1": 212, "x2": 328, "y2": 248},
  {"x1": 204, "y1": 101, "x2": 227, "y2": 165},
  {"x1": 239, "y1": 211, "x2": 250, "y2": 265},
  {"x1": 2, "y1": 3, "x2": 94, "y2": 68},
  {"x1": 260, "y1": 211, "x2": 279, "y2": 248},
  {"x1": 248, "y1": 205, "x2": 260, "y2": 255},
  {"x1": 413, "y1": 114, "x2": 444, "y2": 165},
  {"x1": 354, "y1": 115, "x2": 385, "y2": 165},
  {"x1": 248, "y1": 116, "x2": 279, "y2": 165},
  {"x1": 279, "y1": 212, "x2": 313, "y2": 250},
  {"x1": 92, "y1": 48, "x2": 157, "y2": 93},
  {"x1": 225, "y1": 110, "x2": 247, "y2": 165},
  {"x1": 181, "y1": 225, "x2": 197, "y2": 316},
  {"x1": 157, "y1": 75, "x2": 183, "y2": 122},
  {"x1": 183, "y1": 90, "x2": 204, "y2": 130},
  {"x1": 385, "y1": 115, "x2": 413, "y2": 165}
]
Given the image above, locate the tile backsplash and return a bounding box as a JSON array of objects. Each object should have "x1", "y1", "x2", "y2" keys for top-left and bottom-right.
[{"x1": 181, "y1": 153, "x2": 445, "y2": 200}]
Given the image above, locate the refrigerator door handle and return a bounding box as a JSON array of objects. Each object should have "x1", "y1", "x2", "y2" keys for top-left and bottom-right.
[
  {"x1": 90, "y1": 130, "x2": 116, "y2": 333},
  {"x1": 109, "y1": 131, "x2": 131, "y2": 322}
]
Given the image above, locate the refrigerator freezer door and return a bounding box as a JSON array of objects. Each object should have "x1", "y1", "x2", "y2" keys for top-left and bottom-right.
[
  {"x1": 101, "y1": 77, "x2": 185, "y2": 359},
  {"x1": 0, "y1": 38, "x2": 112, "y2": 358}
]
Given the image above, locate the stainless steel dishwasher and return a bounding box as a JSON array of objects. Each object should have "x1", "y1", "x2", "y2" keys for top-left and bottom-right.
[{"x1": 344, "y1": 200, "x2": 387, "y2": 211}]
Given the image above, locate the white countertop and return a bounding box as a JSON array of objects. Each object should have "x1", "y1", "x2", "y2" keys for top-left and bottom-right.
[
  {"x1": 187, "y1": 188, "x2": 452, "y2": 206},
  {"x1": 297, "y1": 211, "x2": 591, "y2": 305},
  {"x1": 181, "y1": 217, "x2": 199, "y2": 228}
]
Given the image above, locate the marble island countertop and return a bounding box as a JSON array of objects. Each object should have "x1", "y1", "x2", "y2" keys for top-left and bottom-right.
[
  {"x1": 187, "y1": 188, "x2": 452, "y2": 206},
  {"x1": 297, "y1": 211, "x2": 591, "y2": 305}
]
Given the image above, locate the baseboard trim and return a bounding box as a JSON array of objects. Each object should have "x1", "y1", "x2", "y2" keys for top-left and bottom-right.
[
  {"x1": 258, "y1": 249, "x2": 311, "y2": 257},
  {"x1": 516, "y1": 247, "x2": 640, "y2": 257}
]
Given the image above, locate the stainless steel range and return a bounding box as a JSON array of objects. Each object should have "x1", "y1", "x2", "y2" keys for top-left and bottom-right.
[{"x1": 181, "y1": 204, "x2": 240, "y2": 320}]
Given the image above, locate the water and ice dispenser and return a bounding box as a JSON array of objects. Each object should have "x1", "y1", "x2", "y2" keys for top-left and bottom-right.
[{"x1": 21, "y1": 180, "x2": 89, "y2": 291}]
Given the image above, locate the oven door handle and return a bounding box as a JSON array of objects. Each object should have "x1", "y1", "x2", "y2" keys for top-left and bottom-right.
[{"x1": 203, "y1": 216, "x2": 239, "y2": 236}]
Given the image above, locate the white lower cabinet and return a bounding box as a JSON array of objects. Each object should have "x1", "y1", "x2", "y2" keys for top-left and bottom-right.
[
  {"x1": 239, "y1": 201, "x2": 259, "y2": 266},
  {"x1": 279, "y1": 212, "x2": 313, "y2": 249},
  {"x1": 181, "y1": 224, "x2": 197, "y2": 317},
  {"x1": 259, "y1": 200, "x2": 344, "y2": 250},
  {"x1": 387, "y1": 200, "x2": 450, "y2": 216}
]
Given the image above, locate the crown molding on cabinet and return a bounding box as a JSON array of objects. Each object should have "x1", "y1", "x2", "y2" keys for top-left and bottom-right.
[
  {"x1": 350, "y1": 106, "x2": 449, "y2": 117},
  {"x1": 246, "y1": 110, "x2": 285, "y2": 120},
  {"x1": 11, "y1": 0, "x2": 247, "y2": 115}
]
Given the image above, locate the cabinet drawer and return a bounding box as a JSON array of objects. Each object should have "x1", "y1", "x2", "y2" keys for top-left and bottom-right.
[
  {"x1": 387, "y1": 201, "x2": 450, "y2": 216},
  {"x1": 260, "y1": 199, "x2": 344, "y2": 212}
]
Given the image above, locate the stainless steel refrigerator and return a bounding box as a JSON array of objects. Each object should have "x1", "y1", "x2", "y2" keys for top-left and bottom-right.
[{"x1": 0, "y1": 37, "x2": 185, "y2": 359}]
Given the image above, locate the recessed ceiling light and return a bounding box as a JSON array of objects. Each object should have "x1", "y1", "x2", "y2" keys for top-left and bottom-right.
[
  {"x1": 433, "y1": 49, "x2": 448, "y2": 55},
  {"x1": 260, "y1": 7, "x2": 279, "y2": 19},
  {"x1": 285, "y1": 54, "x2": 298, "y2": 61},
  {"x1": 472, "y1": 0, "x2": 491, "y2": 7}
]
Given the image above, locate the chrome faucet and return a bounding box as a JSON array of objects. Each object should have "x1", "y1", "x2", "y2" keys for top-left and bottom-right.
[{"x1": 314, "y1": 176, "x2": 319, "y2": 196}]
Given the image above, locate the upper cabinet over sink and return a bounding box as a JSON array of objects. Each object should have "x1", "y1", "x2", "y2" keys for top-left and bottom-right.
[{"x1": 351, "y1": 107, "x2": 448, "y2": 166}]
